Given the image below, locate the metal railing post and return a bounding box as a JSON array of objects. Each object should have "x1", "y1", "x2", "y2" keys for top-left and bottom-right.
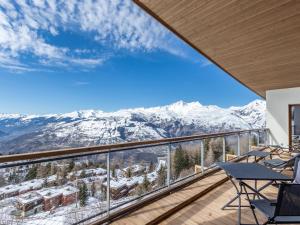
[
  {"x1": 248, "y1": 131, "x2": 252, "y2": 152},
  {"x1": 222, "y1": 136, "x2": 226, "y2": 162},
  {"x1": 106, "y1": 152, "x2": 110, "y2": 215},
  {"x1": 237, "y1": 134, "x2": 241, "y2": 157},
  {"x1": 167, "y1": 143, "x2": 171, "y2": 187},
  {"x1": 266, "y1": 129, "x2": 270, "y2": 146},
  {"x1": 200, "y1": 140, "x2": 204, "y2": 173}
]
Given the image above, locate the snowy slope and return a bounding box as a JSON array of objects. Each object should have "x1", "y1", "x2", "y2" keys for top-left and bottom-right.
[{"x1": 0, "y1": 100, "x2": 266, "y2": 153}]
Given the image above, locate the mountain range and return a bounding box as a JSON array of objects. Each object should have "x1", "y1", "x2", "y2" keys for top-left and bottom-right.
[{"x1": 0, "y1": 100, "x2": 266, "y2": 154}]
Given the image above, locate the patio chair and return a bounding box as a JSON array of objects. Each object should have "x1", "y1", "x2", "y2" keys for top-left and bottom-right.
[
  {"x1": 249, "y1": 183, "x2": 300, "y2": 224},
  {"x1": 269, "y1": 144, "x2": 299, "y2": 156},
  {"x1": 263, "y1": 153, "x2": 300, "y2": 173},
  {"x1": 293, "y1": 156, "x2": 300, "y2": 184}
]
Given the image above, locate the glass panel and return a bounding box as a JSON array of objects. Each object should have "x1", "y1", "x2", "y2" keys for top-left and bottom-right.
[
  {"x1": 225, "y1": 135, "x2": 238, "y2": 161},
  {"x1": 0, "y1": 154, "x2": 108, "y2": 225},
  {"x1": 170, "y1": 140, "x2": 201, "y2": 183},
  {"x1": 239, "y1": 133, "x2": 250, "y2": 155},
  {"x1": 0, "y1": 130, "x2": 266, "y2": 224},
  {"x1": 249, "y1": 132, "x2": 259, "y2": 148},
  {"x1": 108, "y1": 145, "x2": 168, "y2": 209},
  {"x1": 258, "y1": 130, "x2": 266, "y2": 145},
  {"x1": 203, "y1": 137, "x2": 223, "y2": 168},
  {"x1": 290, "y1": 105, "x2": 300, "y2": 147}
]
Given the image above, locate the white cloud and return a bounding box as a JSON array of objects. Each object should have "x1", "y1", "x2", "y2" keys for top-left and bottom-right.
[{"x1": 0, "y1": 0, "x2": 183, "y2": 72}]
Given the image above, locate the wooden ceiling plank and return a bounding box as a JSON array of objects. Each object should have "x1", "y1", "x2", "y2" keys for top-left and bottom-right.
[{"x1": 134, "y1": 0, "x2": 300, "y2": 98}]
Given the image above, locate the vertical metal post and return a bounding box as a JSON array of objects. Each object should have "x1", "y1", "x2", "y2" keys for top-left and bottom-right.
[
  {"x1": 248, "y1": 131, "x2": 252, "y2": 152},
  {"x1": 256, "y1": 132, "x2": 260, "y2": 146},
  {"x1": 200, "y1": 140, "x2": 204, "y2": 173},
  {"x1": 237, "y1": 134, "x2": 241, "y2": 157},
  {"x1": 266, "y1": 129, "x2": 270, "y2": 146},
  {"x1": 167, "y1": 143, "x2": 171, "y2": 187},
  {"x1": 222, "y1": 136, "x2": 226, "y2": 162},
  {"x1": 106, "y1": 152, "x2": 110, "y2": 214}
]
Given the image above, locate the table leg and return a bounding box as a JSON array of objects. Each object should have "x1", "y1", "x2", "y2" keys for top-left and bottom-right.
[{"x1": 238, "y1": 182, "x2": 242, "y2": 225}]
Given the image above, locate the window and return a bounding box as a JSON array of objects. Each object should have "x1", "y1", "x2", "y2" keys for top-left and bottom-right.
[{"x1": 289, "y1": 105, "x2": 300, "y2": 146}]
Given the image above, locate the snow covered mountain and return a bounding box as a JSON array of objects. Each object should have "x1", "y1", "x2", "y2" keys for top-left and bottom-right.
[{"x1": 0, "y1": 100, "x2": 266, "y2": 154}]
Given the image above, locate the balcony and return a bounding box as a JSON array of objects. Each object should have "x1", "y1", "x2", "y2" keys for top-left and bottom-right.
[
  {"x1": 0, "y1": 129, "x2": 269, "y2": 225},
  {"x1": 1, "y1": 0, "x2": 300, "y2": 224}
]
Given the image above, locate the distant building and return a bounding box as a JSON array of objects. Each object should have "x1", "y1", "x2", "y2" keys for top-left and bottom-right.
[
  {"x1": 61, "y1": 186, "x2": 78, "y2": 206},
  {"x1": 0, "y1": 185, "x2": 19, "y2": 200},
  {"x1": 15, "y1": 192, "x2": 43, "y2": 217},
  {"x1": 122, "y1": 165, "x2": 145, "y2": 177},
  {"x1": 36, "y1": 188, "x2": 63, "y2": 211}
]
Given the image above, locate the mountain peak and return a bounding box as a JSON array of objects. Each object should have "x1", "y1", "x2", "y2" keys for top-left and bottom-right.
[{"x1": 0, "y1": 99, "x2": 265, "y2": 154}]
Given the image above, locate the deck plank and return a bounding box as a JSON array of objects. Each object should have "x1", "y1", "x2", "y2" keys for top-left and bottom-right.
[{"x1": 112, "y1": 148, "x2": 293, "y2": 225}]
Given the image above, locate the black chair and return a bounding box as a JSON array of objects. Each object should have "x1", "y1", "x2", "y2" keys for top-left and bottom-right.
[
  {"x1": 269, "y1": 144, "x2": 299, "y2": 156},
  {"x1": 293, "y1": 156, "x2": 300, "y2": 183},
  {"x1": 248, "y1": 183, "x2": 300, "y2": 224},
  {"x1": 263, "y1": 154, "x2": 300, "y2": 173}
]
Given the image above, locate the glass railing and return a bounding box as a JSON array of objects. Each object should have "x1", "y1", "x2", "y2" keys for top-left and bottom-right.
[{"x1": 0, "y1": 129, "x2": 268, "y2": 225}]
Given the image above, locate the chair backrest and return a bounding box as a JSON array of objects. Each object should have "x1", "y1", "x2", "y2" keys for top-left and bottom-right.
[
  {"x1": 285, "y1": 153, "x2": 300, "y2": 168},
  {"x1": 275, "y1": 183, "x2": 300, "y2": 216},
  {"x1": 293, "y1": 156, "x2": 300, "y2": 183}
]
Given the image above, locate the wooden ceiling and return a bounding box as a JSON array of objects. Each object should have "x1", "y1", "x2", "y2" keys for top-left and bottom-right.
[{"x1": 133, "y1": 0, "x2": 300, "y2": 98}]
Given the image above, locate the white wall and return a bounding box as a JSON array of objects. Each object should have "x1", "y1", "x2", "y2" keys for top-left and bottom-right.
[{"x1": 266, "y1": 87, "x2": 300, "y2": 146}]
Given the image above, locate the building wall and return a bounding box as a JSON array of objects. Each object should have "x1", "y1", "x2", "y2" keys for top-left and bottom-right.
[
  {"x1": 62, "y1": 193, "x2": 77, "y2": 206},
  {"x1": 266, "y1": 87, "x2": 300, "y2": 146},
  {"x1": 43, "y1": 194, "x2": 62, "y2": 211}
]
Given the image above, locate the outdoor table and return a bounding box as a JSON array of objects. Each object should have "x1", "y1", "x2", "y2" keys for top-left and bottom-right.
[
  {"x1": 217, "y1": 162, "x2": 292, "y2": 225},
  {"x1": 246, "y1": 150, "x2": 271, "y2": 163}
]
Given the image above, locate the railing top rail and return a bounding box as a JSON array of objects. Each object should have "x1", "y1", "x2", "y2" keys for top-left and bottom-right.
[{"x1": 0, "y1": 128, "x2": 267, "y2": 164}]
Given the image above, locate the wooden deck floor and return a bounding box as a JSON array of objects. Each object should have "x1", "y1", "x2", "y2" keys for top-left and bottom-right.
[
  {"x1": 112, "y1": 149, "x2": 294, "y2": 225},
  {"x1": 113, "y1": 174, "x2": 281, "y2": 225},
  {"x1": 161, "y1": 181, "x2": 277, "y2": 225}
]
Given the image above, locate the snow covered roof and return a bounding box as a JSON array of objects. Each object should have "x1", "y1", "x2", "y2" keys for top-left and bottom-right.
[
  {"x1": 60, "y1": 186, "x2": 78, "y2": 195},
  {"x1": 122, "y1": 164, "x2": 145, "y2": 173},
  {"x1": 36, "y1": 185, "x2": 78, "y2": 199},
  {"x1": 73, "y1": 168, "x2": 106, "y2": 177},
  {"x1": 0, "y1": 184, "x2": 19, "y2": 194},
  {"x1": 16, "y1": 192, "x2": 42, "y2": 204},
  {"x1": 104, "y1": 172, "x2": 158, "y2": 189},
  {"x1": 36, "y1": 188, "x2": 63, "y2": 199}
]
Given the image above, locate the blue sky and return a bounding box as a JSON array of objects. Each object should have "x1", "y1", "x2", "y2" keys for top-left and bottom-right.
[{"x1": 0, "y1": 0, "x2": 260, "y2": 114}]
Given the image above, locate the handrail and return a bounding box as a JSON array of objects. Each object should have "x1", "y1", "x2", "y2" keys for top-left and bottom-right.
[
  {"x1": 0, "y1": 128, "x2": 267, "y2": 163},
  {"x1": 0, "y1": 128, "x2": 269, "y2": 225}
]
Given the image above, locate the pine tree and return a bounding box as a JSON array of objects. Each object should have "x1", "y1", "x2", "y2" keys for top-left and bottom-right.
[
  {"x1": 126, "y1": 167, "x2": 132, "y2": 178},
  {"x1": 111, "y1": 165, "x2": 116, "y2": 178},
  {"x1": 79, "y1": 182, "x2": 88, "y2": 207},
  {"x1": 173, "y1": 145, "x2": 185, "y2": 178},
  {"x1": 68, "y1": 160, "x2": 75, "y2": 172},
  {"x1": 25, "y1": 166, "x2": 38, "y2": 180},
  {"x1": 80, "y1": 170, "x2": 87, "y2": 179},
  {"x1": 149, "y1": 161, "x2": 155, "y2": 172},
  {"x1": 193, "y1": 150, "x2": 201, "y2": 166},
  {"x1": 184, "y1": 151, "x2": 190, "y2": 168},
  {"x1": 91, "y1": 182, "x2": 96, "y2": 197},
  {"x1": 157, "y1": 165, "x2": 167, "y2": 187},
  {"x1": 59, "y1": 168, "x2": 68, "y2": 185},
  {"x1": 43, "y1": 178, "x2": 49, "y2": 188},
  {"x1": 8, "y1": 171, "x2": 18, "y2": 184},
  {"x1": 142, "y1": 173, "x2": 151, "y2": 192},
  {"x1": 50, "y1": 164, "x2": 57, "y2": 176}
]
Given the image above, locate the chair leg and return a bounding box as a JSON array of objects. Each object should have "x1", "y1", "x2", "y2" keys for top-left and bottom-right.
[
  {"x1": 243, "y1": 185, "x2": 260, "y2": 225},
  {"x1": 251, "y1": 206, "x2": 260, "y2": 225}
]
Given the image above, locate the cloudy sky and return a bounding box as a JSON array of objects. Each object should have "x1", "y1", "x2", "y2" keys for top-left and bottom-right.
[{"x1": 0, "y1": 0, "x2": 259, "y2": 114}]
